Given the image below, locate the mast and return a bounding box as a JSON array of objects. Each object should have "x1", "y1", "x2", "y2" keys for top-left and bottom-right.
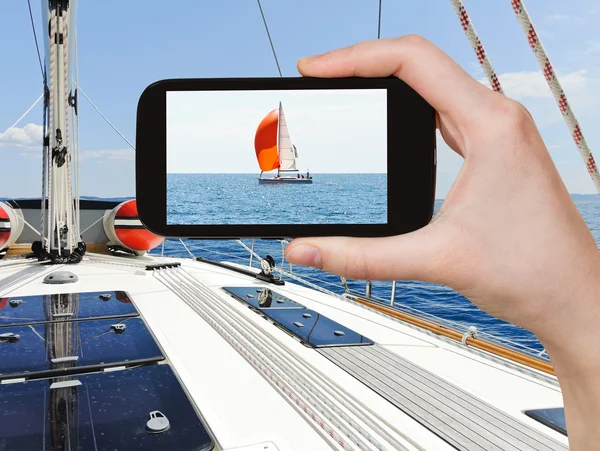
[{"x1": 40, "y1": 0, "x2": 80, "y2": 260}]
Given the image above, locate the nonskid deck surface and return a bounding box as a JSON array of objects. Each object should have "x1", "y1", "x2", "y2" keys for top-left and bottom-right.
[{"x1": 0, "y1": 254, "x2": 568, "y2": 450}]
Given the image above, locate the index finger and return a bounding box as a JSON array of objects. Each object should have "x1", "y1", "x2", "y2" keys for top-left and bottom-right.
[{"x1": 297, "y1": 35, "x2": 498, "y2": 123}]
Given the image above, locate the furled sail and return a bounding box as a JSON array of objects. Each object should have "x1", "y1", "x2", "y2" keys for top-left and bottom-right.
[
  {"x1": 254, "y1": 109, "x2": 280, "y2": 172},
  {"x1": 277, "y1": 103, "x2": 297, "y2": 171}
]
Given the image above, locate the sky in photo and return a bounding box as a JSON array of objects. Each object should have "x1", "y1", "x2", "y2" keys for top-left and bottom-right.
[
  {"x1": 1, "y1": 0, "x2": 599, "y2": 198},
  {"x1": 167, "y1": 89, "x2": 387, "y2": 174}
]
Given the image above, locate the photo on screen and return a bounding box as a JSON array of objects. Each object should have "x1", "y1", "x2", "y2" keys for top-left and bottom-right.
[{"x1": 166, "y1": 89, "x2": 387, "y2": 225}]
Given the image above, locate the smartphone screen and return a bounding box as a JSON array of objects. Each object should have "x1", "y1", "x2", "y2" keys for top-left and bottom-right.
[
  {"x1": 166, "y1": 89, "x2": 387, "y2": 226},
  {"x1": 136, "y1": 77, "x2": 435, "y2": 238}
]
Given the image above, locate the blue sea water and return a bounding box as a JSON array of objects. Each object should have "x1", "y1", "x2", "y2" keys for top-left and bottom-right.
[
  {"x1": 151, "y1": 196, "x2": 600, "y2": 357},
  {"x1": 167, "y1": 173, "x2": 387, "y2": 225}
]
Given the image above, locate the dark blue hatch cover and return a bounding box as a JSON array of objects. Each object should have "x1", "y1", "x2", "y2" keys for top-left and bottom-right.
[
  {"x1": 0, "y1": 365, "x2": 214, "y2": 450},
  {"x1": 264, "y1": 308, "x2": 373, "y2": 347},
  {"x1": 0, "y1": 317, "x2": 163, "y2": 381},
  {"x1": 223, "y1": 286, "x2": 305, "y2": 309},
  {"x1": 525, "y1": 408, "x2": 567, "y2": 436},
  {"x1": 0, "y1": 291, "x2": 138, "y2": 327}
]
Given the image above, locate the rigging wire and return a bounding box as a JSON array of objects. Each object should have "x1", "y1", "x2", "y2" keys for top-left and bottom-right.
[
  {"x1": 76, "y1": 86, "x2": 135, "y2": 150},
  {"x1": 26, "y1": 0, "x2": 45, "y2": 81},
  {"x1": 0, "y1": 94, "x2": 43, "y2": 141},
  {"x1": 257, "y1": 0, "x2": 283, "y2": 77},
  {"x1": 377, "y1": 0, "x2": 382, "y2": 39}
]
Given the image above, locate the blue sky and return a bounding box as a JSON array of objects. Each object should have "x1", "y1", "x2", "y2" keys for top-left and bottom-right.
[{"x1": 1, "y1": 0, "x2": 599, "y2": 198}]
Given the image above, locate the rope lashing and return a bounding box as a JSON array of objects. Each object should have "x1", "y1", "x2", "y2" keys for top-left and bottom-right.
[
  {"x1": 461, "y1": 325, "x2": 479, "y2": 345},
  {"x1": 449, "y1": 0, "x2": 503, "y2": 93},
  {"x1": 510, "y1": 0, "x2": 600, "y2": 195}
]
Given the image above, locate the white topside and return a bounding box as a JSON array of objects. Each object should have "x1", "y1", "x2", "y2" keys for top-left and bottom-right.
[{"x1": 0, "y1": 254, "x2": 568, "y2": 450}]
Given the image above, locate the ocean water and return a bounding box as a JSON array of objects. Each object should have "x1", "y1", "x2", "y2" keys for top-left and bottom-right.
[
  {"x1": 154, "y1": 197, "x2": 600, "y2": 358},
  {"x1": 167, "y1": 173, "x2": 387, "y2": 225}
]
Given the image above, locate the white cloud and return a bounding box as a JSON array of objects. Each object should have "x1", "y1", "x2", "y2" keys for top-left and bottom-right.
[
  {"x1": 0, "y1": 123, "x2": 43, "y2": 150},
  {"x1": 81, "y1": 148, "x2": 134, "y2": 161},
  {"x1": 586, "y1": 41, "x2": 600, "y2": 54},
  {"x1": 479, "y1": 69, "x2": 588, "y2": 99}
]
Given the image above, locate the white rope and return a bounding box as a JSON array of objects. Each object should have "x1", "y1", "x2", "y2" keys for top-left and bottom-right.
[
  {"x1": 47, "y1": 8, "x2": 56, "y2": 253},
  {"x1": 73, "y1": 24, "x2": 81, "y2": 239},
  {"x1": 510, "y1": 0, "x2": 600, "y2": 194},
  {"x1": 157, "y1": 270, "x2": 360, "y2": 451},
  {"x1": 157, "y1": 267, "x2": 416, "y2": 450},
  {"x1": 461, "y1": 325, "x2": 479, "y2": 345},
  {"x1": 76, "y1": 86, "x2": 135, "y2": 150},
  {"x1": 449, "y1": 0, "x2": 503, "y2": 93},
  {"x1": 0, "y1": 94, "x2": 43, "y2": 141},
  {"x1": 63, "y1": 16, "x2": 74, "y2": 251}
]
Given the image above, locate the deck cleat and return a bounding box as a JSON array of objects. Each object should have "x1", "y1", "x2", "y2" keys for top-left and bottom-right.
[
  {"x1": 8, "y1": 299, "x2": 23, "y2": 308},
  {"x1": 146, "y1": 410, "x2": 170, "y2": 434},
  {"x1": 111, "y1": 323, "x2": 127, "y2": 334}
]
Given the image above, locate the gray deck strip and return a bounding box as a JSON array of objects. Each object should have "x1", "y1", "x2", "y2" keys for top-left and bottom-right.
[{"x1": 318, "y1": 345, "x2": 567, "y2": 451}]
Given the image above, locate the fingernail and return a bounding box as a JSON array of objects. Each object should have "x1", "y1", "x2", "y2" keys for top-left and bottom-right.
[{"x1": 286, "y1": 245, "x2": 323, "y2": 268}]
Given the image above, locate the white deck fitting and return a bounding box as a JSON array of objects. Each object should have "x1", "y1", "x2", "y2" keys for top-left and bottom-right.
[{"x1": 0, "y1": 254, "x2": 569, "y2": 450}]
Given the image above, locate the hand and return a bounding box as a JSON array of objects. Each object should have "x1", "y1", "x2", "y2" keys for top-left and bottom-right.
[{"x1": 285, "y1": 35, "x2": 600, "y2": 449}]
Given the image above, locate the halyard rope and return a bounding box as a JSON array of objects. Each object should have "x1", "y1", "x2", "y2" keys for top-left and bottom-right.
[
  {"x1": 452, "y1": 0, "x2": 600, "y2": 193},
  {"x1": 510, "y1": 0, "x2": 600, "y2": 193},
  {"x1": 449, "y1": 0, "x2": 503, "y2": 93}
]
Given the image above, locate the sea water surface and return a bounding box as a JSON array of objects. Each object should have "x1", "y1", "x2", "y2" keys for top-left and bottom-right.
[
  {"x1": 157, "y1": 194, "x2": 600, "y2": 357},
  {"x1": 167, "y1": 173, "x2": 387, "y2": 225}
]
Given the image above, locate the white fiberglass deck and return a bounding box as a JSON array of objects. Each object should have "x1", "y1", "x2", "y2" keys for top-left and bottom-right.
[{"x1": 0, "y1": 254, "x2": 568, "y2": 451}]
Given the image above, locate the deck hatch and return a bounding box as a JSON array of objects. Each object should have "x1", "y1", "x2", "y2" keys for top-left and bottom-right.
[
  {"x1": 0, "y1": 291, "x2": 138, "y2": 327},
  {"x1": 263, "y1": 308, "x2": 373, "y2": 347},
  {"x1": 0, "y1": 317, "x2": 164, "y2": 381},
  {"x1": 223, "y1": 286, "x2": 305, "y2": 309},
  {"x1": 524, "y1": 408, "x2": 567, "y2": 436},
  {"x1": 223, "y1": 286, "x2": 372, "y2": 347},
  {"x1": 0, "y1": 365, "x2": 214, "y2": 450}
]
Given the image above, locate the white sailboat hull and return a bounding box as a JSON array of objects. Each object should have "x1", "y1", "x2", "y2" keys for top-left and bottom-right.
[{"x1": 258, "y1": 176, "x2": 313, "y2": 184}]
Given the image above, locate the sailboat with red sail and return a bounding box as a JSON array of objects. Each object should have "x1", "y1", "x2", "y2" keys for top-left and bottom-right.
[{"x1": 254, "y1": 102, "x2": 313, "y2": 184}]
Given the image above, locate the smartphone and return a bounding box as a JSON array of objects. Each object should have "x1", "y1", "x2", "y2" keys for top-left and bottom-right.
[{"x1": 136, "y1": 77, "x2": 436, "y2": 238}]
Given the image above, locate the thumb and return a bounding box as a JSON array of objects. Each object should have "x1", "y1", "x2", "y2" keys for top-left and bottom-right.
[{"x1": 285, "y1": 226, "x2": 447, "y2": 283}]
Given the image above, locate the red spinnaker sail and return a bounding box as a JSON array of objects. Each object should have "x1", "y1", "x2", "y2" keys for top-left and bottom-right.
[{"x1": 254, "y1": 109, "x2": 280, "y2": 172}]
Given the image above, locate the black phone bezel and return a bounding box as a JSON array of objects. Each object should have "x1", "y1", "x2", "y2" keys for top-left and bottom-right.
[{"x1": 136, "y1": 77, "x2": 436, "y2": 238}]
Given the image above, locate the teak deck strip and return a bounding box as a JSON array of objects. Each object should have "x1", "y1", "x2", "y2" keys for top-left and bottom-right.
[{"x1": 319, "y1": 345, "x2": 567, "y2": 451}]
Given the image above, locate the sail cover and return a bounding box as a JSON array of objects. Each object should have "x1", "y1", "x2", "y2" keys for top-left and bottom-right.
[
  {"x1": 277, "y1": 103, "x2": 297, "y2": 171},
  {"x1": 254, "y1": 109, "x2": 280, "y2": 172}
]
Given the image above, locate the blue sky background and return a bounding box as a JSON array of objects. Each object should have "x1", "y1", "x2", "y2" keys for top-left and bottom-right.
[{"x1": 1, "y1": 0, "x2": 599, "y2": 198}]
